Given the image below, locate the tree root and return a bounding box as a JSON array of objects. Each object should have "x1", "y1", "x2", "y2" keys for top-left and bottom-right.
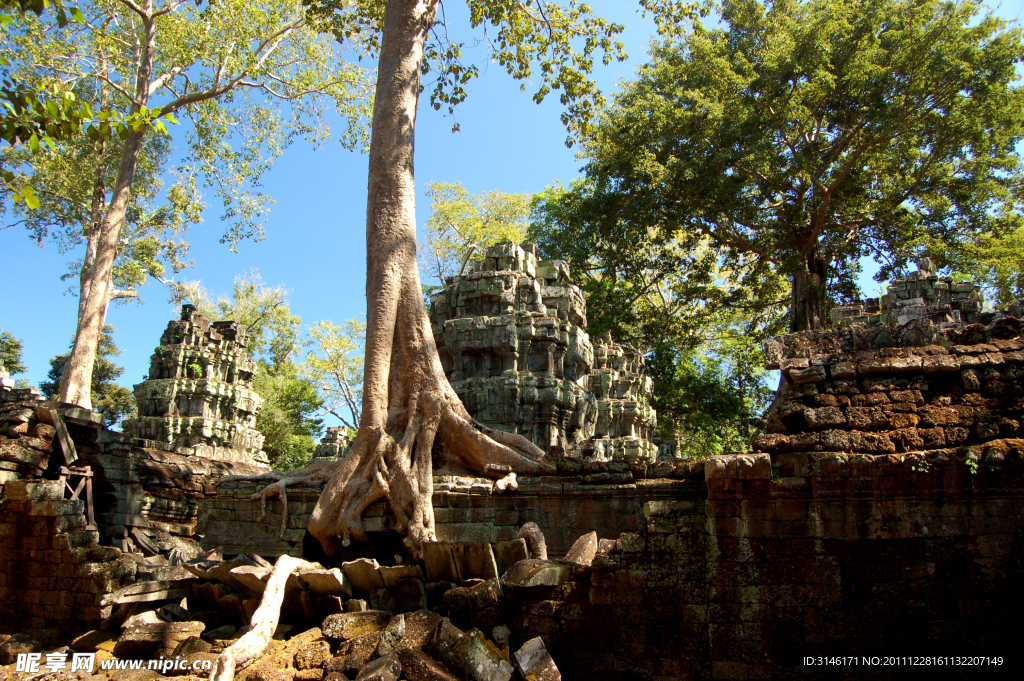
[
  {"x1": 241, "y1": 461, "x2": 341, "y2": 540},
  {"x1": 208, "y1": 554, "x2": 317, "y2": 681}
]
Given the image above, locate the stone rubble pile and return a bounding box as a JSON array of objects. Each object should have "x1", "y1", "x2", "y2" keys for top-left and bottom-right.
[
  {"x1": 1, "y1": 525, "x2": 598, "y2": 681},
  {"x1": 122, "y1": 305, "x2": 268, "y2": 467},
  {"x1": 830, "y1": 260, "x2": 987, "y2": 329},
  {"x1": 430, "y1": 242, "x2": 665, "y2": 464}
]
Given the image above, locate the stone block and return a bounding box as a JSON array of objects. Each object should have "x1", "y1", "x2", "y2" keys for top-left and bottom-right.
[
  {"x1": 300, "y1": 568, "x2": 352, "y2": 597},
  {"x1": 354, "y1": 654, "x2": 402, "y2": 681},
  {"x1": 342, "y1": 558, "x2": 386, "y2": 595},
  {"x1": 322, "y1": 610, "x2": 392, "y2": 640},
  {"x1": 513, "y1": 637, "x2": 560, "y2": 681}
]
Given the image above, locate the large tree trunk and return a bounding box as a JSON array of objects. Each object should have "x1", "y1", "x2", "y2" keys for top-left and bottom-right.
[
  {"x1": 258, "y1": 0, "x2": 549, "y2": 560},
  {"x1": 60, "y1": 5, "x2": 156, "y2": 408},
  {"x1": 789, "y1": 246, "x2": 829, "y2": 332}
]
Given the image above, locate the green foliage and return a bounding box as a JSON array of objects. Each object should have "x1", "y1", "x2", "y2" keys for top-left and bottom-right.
[
  {"x1": 254, "y1": 359, "x2": 324, "y2": 471},
  {"x1": 530, "y1": 181, "x2": 785, "y2": 458},
  {"x1": 40, "y1": 324, "x2": 135, "y2": 426},
  {"x1": 2, "y1": 116, "x2": 199, "y2": 300},
  {"x1": 171, "y1": 270, "x2": 303, "y2": 366},
  {"x1": 567, "y1": 0, "x2": 1024, "y2": 330},
  {"x1": 421, "y1": 182, "x2": 531, "y2": 289},
  {"x1": 1, "y1": 0, "x2": 373, "y2": 299},
  {"x1": 923, "y1": 226, "x2": 1024, "y2": 309},
  {"x1": 305, "y1": 0, "x2": 635, "y2": 140},
  {"x1": 301, "y1": 319, "x2": 365, "y2": 431},
  {"x1": 176, "y1": 271, "x2": 324, "y2": 470},
  {"x1": 0, "y1": 329, "x2": 26, "y2": 374}
]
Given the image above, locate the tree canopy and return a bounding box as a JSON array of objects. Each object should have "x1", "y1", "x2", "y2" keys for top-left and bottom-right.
[
  {"x1": 0, "y1": 329, "x2": 27, "y2": 376},
  {"x1": 560, "y1": 0, "x2": 1024, "y2": 333},
  {"x1": 421, "y1": 181, "x2": 531, "y2": 293}
]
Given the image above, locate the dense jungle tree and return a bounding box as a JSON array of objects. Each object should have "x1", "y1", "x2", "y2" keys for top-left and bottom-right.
[
  {"x1": 40, "y1": 324, "x2": 135, "y2": 426},
  {"x1": 0, "y1": 0, "x2": 374, "y2": 411},
  {"x1": 553, "y1": 0, "x2": 1024, "y2": 334}
]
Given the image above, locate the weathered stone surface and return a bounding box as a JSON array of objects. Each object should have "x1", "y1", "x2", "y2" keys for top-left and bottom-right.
[
  {"x1": 121, "y1": 305, "x2": 268, "y2": 466},
  {"x1": 452, "y1": 542, "x2": 499, "y2": 583},
  {"x1": 342, "y1": 558, "x2": 386, "y2": 594},
  {"x1": 353, "y1": 653, "x2": 401, "y2": 681},
  {"x1": 324, "y1": 632, "x2": 382, "y2": 673},
  {"x1": 300, "y1": 568, "x2": 352, "y2": 597},
  {"x1": 491, "y1": 539, "x2": 529, "y2": 577},
  {"x1": 321, "y1": 611, "x2": 392, "y2": 640},
  {"x1": 443, "y1": 579, "x2": 503, "y2": 630},
  {"x1": 293, "y1": 639, "x2": 331, "y2": 670},
  {"x1": 396, "y1": 649, "x2": 459, "y2": 681},
  {"x1": 114, "y1": 621, "x2": 205, "y2": 659},
  {"x1": 562, "y1": 531, "x2": 597, "y2": 567},
  {"x1": 421, "y1": 542, "x2": 459, "y2": 583},
  {"x1": 452, "y1": 629, "x2": 514, "y2": 681},
  {"x1": 500, "y1": 560, "x2": 579, "y2": 588},
  {"x1": 231, "y1": 565, "x2": 271, "y2": 594},
  {"x1": 513, "y1": 637, "x2": 560, "y2": 681}
]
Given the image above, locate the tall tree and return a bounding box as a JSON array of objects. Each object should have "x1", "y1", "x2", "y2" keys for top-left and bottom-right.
[
  {"x1": 301, "y1": 319, "x2": 365, "y2": 433},
  {"x1": 420, "y1": 181, "x2": 531, "y2": 291},
  {"x1": 0, "y1": 0, "x2": 374, "y2": 410},
  {"x1": 568, "y1": 0, "x2": 1024, "y2": 332},
  {"x1": 239, "y1": 0, "x2": 635, "y2": 568},
  {"x1": 40, "y1": 324, "x2": 136, "y2": 426}
]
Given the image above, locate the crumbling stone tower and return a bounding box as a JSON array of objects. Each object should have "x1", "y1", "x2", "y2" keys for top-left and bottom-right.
[
  {"x1": 584, "y1": 331, "x2": 658, "y2": 464},
  {"x1": 429, "y1": 243, "x2": 598, "y2": 452},
  {"x1": 430, "y1": 242, "x2": 661, "y2": 463},
  {"x1": 122, "y1": 305, "x2": 268, "y2": 467}
]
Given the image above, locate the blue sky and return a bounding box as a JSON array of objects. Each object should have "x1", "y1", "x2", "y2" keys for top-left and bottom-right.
[{"x1": 2, "y1": 0, "x2": 1023, "y2": 423}]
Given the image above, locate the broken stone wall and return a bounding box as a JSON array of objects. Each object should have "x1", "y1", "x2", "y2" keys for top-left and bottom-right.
[
  {"x1": 505, "y1": 453, "x2": 1024, "y2": 681},
  {"x1": 0, "y1": 481, "x2": 137, "y2": 645}
]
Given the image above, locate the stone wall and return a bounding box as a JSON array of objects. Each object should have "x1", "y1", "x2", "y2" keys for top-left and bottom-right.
[
  {"x1": 505, "y1": 452, "x2": 1024, "y2": 680},
  {"x1": 0, "y1": 481, "x2": 137, "y2": 645}
]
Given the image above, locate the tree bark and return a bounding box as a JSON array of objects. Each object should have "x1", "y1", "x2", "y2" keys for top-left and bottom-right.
[
  {"x1": 789, "y1": 246, "x2": 829, "y2": 332},
  {"x1": 60, "y1": 4, "x2": 156, "y2": 408},
  {"x1": 257, "y1": 0, "x2": 551, "y2": 560}
]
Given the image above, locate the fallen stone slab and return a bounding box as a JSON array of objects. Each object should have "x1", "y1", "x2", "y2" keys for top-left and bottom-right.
[
  {"x1": 375, "y1": 613, "x2": 407, "y2": 657},
  {"x1": 354, "y1": 652, "x2": 402, "y2": 681},
  {"x1": 513, "y1": 637, "x2": 561, "y2": 681},
  {"x1": 563, "y1": 531, "x2": 597, "y2": 567},
  {"x1": 102, "y1": 578, "x2": 195, "y2": 606},
  {"x1": 420, "y1": 542, "x2": 459, "y2": 583},
  {"x1": 491, "y1": 539, "x2": 528, "y2": 577},
  {"x1": 397, "y1": 649, "x2": 459, "y2": 681},
  {"x1": 443, "y1": 579, "x2": 503, "y2": 630},
  {"x1": 425, "y1": 618, "x2": 465, "y2": 674},
  {"x1": 342, "y1": 558, "x2": 386, "y2": 594},
  {"x1": 300, "y1": 568, "x2": 353, "y2": 597},
  {"x1": 451, "y1": 542, "x2": 499, "y2": 583},
  {"x1": 230, "y1": 565, "x2": 272, "y2": 594},
  {"x1": 379, "y1": 564, "x2": 423, "y2": 588},
  {"x1": 71, "y1": 630, "x2": 117, "y2": 653},
  {"x1": 500, "y1": 559, "x2": 580, "y2": 588},
  {"x1": 322, "y1": 610, "x2": 392, "y2": 640},
  {"x1": 453, "y1": 629, "x2": 513, "y2": 681},
  {"x1": 324, "y1": 632, "x2": 383, "y2": 673}
]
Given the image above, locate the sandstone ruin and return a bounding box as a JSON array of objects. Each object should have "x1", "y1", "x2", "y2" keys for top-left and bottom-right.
[{"x1": 2, "y1": 254, "x2": 1023, "y2": 680}]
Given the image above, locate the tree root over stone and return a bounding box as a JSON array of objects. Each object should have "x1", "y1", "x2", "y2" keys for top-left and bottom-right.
[{"x1": 208, "y1": 554, "x2": 317, "y2": 681}]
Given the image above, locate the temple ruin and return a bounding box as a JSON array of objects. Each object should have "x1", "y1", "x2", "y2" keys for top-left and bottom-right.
[{"x1": 2, "y1": 253, "x2": 1024, "y2": 680}]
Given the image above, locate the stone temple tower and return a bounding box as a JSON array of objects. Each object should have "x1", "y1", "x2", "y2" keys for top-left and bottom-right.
[
  {"x1": 429, "y1": 242, "x2": 597, "y2": 452},
  {"x1": 430, "y1": 242, "x2": 660, "y2": 464},
  {"x1": 122, "y1": 305, "x2": 268, "y2": 467}
]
